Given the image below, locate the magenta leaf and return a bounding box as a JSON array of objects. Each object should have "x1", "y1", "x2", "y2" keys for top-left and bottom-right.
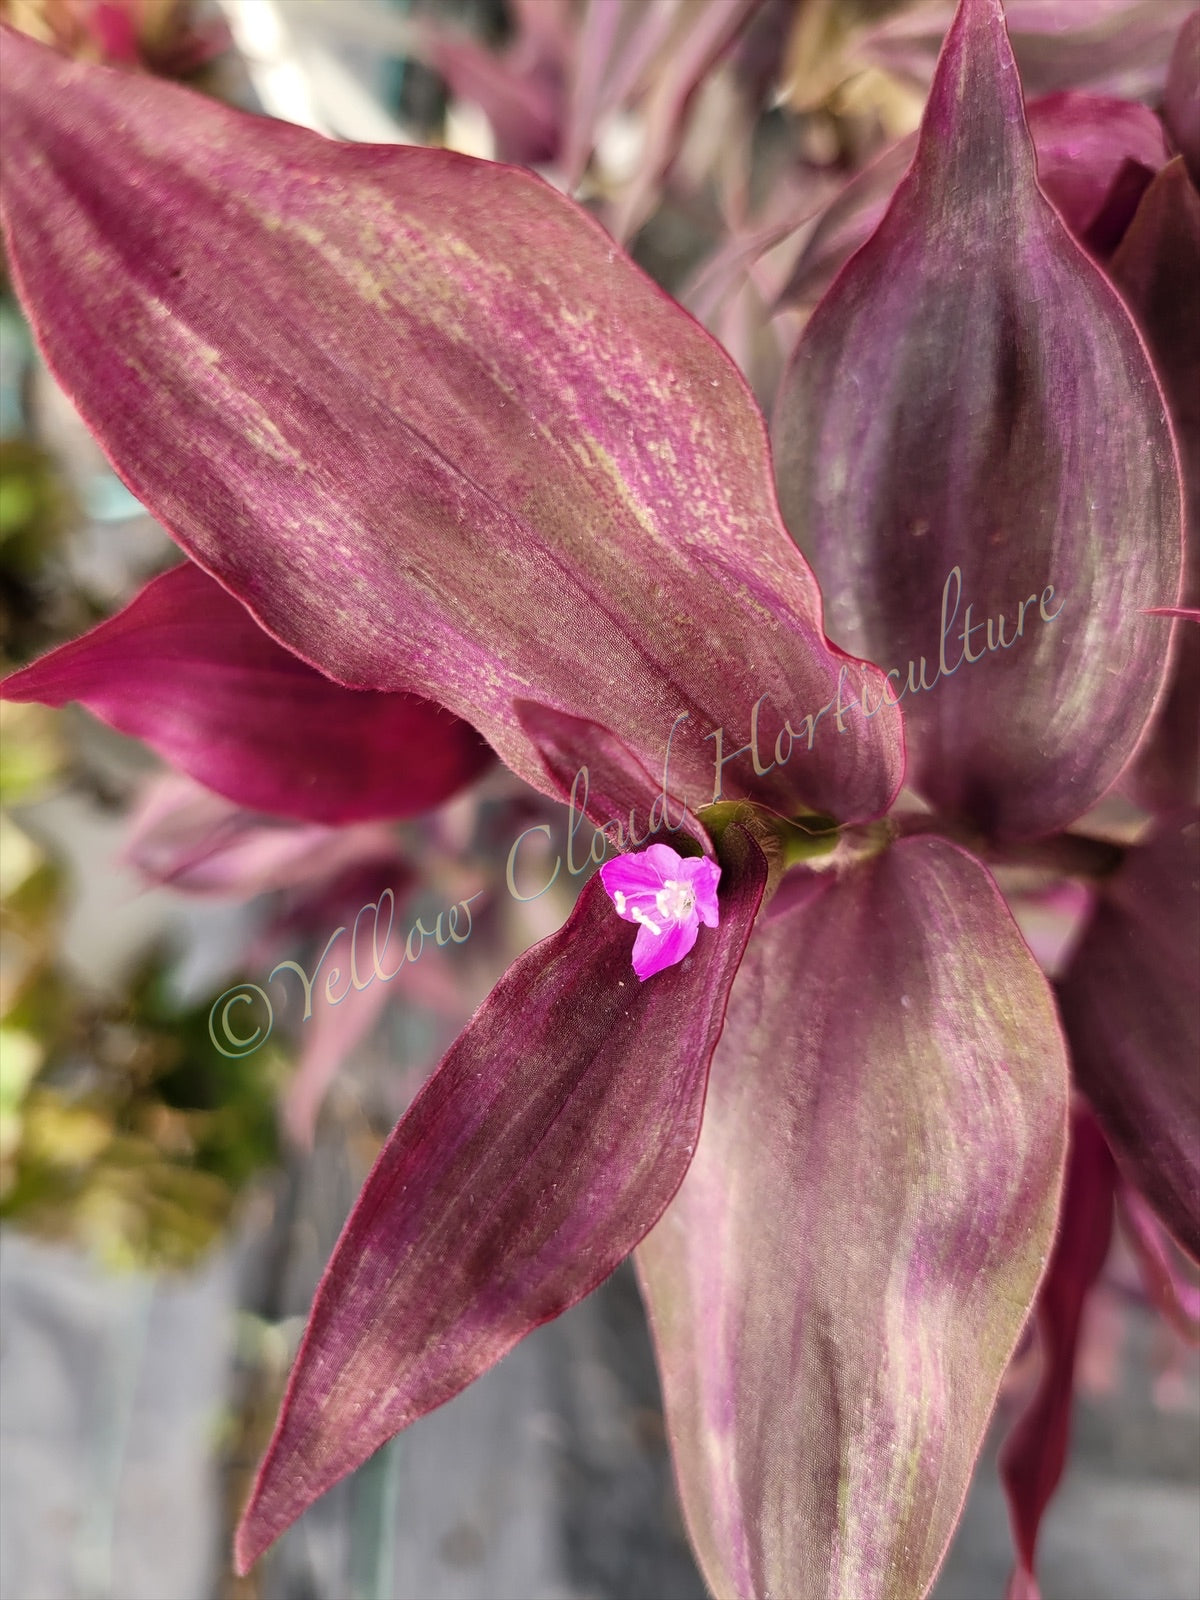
[
  {"x1": 268, "y1": 852, "x2": 423, "y2": 1147},
  {"x1": 234, "y1": 823, "x2": 768, "y2": 1571},
  {"x1": 281, "y1": 963, "x2": 396, "y2": 1152},
  {"x1": 560, "y1": 0, "x2": 648, "y2": 188},
  {"x1": 420, "y1": 11, "x2": 566, "y2": 166},
  {"x1": 122, "y1": 774, "x2": 398, "y2": 897},
  {"x1": 0, "y1": 562, "x2": 492, "y2": 824},
  {"x1": 1024, "y1": 92, "x2": 1166, "y2": 251},
  {"x1": 0, "y1": 25, "x2": 902, "y2": 828},
  {"x1": 1108, "y1": 159, "x2": 1200, "y2": 814},
  {"x1": 512, "y1": 699, "x2": 705, "y2": 844},
  {"x1": 773, "y1": 0, "x2": 1183, "y2": 842},
  {"x1": 607, "y1": 0, "x2": 767, "y2": 243},
  {"x1": 774, "y1": 135, "x2": 917, "y2": 311},
  {"x1": 1058, "y1": 813, "x2": 1200, "y2": 1257},
  {"x1": 998, "y1": 1107, "x2": 1117, "y2": 1600},
  {"x1": 636, "y1": 837, "x2": 1069, "y2": 1600}
]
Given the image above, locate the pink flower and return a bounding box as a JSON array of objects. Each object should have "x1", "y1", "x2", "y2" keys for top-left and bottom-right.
[
  {"x1": 600, "y1": 844, "x2": 721, "y2": 980},
  {"x1": 1, "y1": 3, "x2": 1193, "y2": 1593}
]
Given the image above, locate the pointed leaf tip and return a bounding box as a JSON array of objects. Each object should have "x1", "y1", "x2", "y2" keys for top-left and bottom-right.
[
  {"x1": 0, "y1": 24, "x2": 901, "y2": 828},
  {"x1": 0, "y1": 563, "x2": 492, "y2": 823},
  {"x1": 234, "y1": 823, "x2": 768, "y2": 1570},
  {"x1": 774, "y1": 0, "x2": 1184, "y2": 841},
  {"x1": 999, "y1": 1108, "x2": 1117, "y2": 1599}
]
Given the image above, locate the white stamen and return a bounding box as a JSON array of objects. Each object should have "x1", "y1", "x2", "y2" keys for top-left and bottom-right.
[
  {"x1": 655, "y1": 879, "x2": 696, "y2": 923},
  {"x1": 614, "y1": 890, "x2": 626, "y2": 913},
  {"x1": 631, "y1": 907, "x2": 663, "y2": 935}
]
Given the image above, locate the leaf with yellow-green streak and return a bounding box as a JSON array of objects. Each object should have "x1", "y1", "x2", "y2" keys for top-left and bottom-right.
[
  {"x1": 235, "y1": 823, "x2": 768, "y2": 1572},
  {"x1": 636, "y1": 836, "x2": 1068, "y2": 1600},
  {"x1": 0, "y1": 24, "x2": 901, "y2": 829}
]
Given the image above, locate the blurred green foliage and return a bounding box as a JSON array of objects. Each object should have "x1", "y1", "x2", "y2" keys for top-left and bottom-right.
[
  {"x1": 1, "y1": 922, "x2": 283, "y2": 1270},
  {"x1": 1, "y1": 277, "x2": 283, "y2": 1270}
]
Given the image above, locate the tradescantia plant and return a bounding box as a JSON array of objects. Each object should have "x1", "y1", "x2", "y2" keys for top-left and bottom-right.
[{"x1": 1, "y1": 0, "x2": 1196, "y2": 1595}]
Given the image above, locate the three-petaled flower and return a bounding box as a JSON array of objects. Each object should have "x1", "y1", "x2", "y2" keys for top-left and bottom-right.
[
  {"x1": 601, "y1": 844, "x2": 722, "y2": 980},
  {"x1": 0, "y1": 1, "x2": 1195, "y2": 1596}
]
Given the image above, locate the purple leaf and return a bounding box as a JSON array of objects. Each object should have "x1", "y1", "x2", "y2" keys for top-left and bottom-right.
[
  {"x1": 0, "y1": 25, "x2": 903, "y2": 829},
  {"x1": 777, "y1": 90, "x2": 1165, "y2": 310},
  {"x1": 281, "y1": 965, "x2": 396, "y2": 1151},
  {"x1": 1118, "y1": 1183, "x2": 1200, "y2": 1343},
  {"x1": 773, "y1": 0, "x2": 1183, "y2": 842},
  {"x1": 122, "y1": 774, "x2": 398, "y2": 897},
  {"x1": 636, "y1": 836, "x2": 1069, "y2": 1600},
  {"x1": 421, "y1": 14, "x2": 567, "y2": 166},
  {"x1": 998, "y1": 1107, "x2": 1116, "y2": 1600},
  {"x1": 859, "y1": 0, "x2": 1192, "y2": 104},
  {"x1": 1165, "y1": 9, "x2": 1200, "y2": 186},
  {"x1": 774, "y1": 134, "x2": 919, "y2": 310},
  {"x1": 1058, "y1": 813, "x2": 1200, "y2": 1257},
  {"x1": 1024, "y1": 92, "x2": 1166, "y2": 249},
  {"x1": 1108, "y1": 159, "x2": 1200, "y2": 814},
  {"x1": 234, "y1": 823, "x2": 768, "y2": 1571},
  {"x1": 0, "y1": 562, "x2": 492, "y2": 824},
  {"x1": 607, "y1": 0, "x2": 767, "y2": 243},
  {"x1": 511, "y1": 700, "x2": 706, "y2": 850},
  {"x1": 280, "y1": 896, "x2": 471, "y2": 1151},
  {"x1": 561, "y1": 0, "x2": 652, "y2": 188}
]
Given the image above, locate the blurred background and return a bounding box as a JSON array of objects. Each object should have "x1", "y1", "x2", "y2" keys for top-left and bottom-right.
[{"x1": 0, "y1": 1, "x2": 1197, "y2": 1596}]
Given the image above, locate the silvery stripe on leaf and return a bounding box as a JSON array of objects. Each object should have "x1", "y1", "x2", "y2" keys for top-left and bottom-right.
[
  {"x1": 234, "y1": 824, "x2": 767, "y2": 1571},
  {"x1": 636, "y1": 837, "x2": 1069, "y2": 1600},
  {"x1": 773, "y1": 0, "x2": 1183, "y2": 841},
  {"x1": 0, "y1": 24, "x2": 902, "y2": 829},
  {"x1": 777, "y1": 88, "x2": 1168, "y2": 309}
]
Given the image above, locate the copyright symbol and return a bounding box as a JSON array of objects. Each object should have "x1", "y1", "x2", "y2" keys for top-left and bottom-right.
[{"x1": 208, "y1": 983, "x2": 274, "y2": 1059}]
